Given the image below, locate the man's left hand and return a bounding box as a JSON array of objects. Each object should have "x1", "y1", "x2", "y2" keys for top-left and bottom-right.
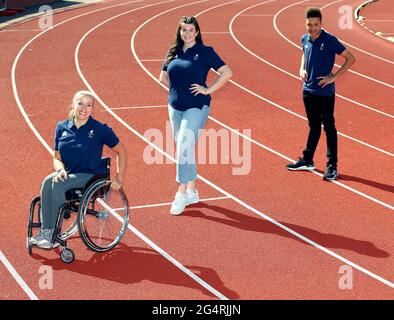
[{"x1": 317, "y1": 75, "x2": 335, "y2": 88}]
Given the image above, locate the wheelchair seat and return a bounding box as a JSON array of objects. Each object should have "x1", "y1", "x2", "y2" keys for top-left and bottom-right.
[{"x1": 64, "y1": 157, "x2": 111, "y2": 202}]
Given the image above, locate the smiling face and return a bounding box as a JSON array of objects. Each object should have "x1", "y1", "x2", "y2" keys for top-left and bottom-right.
[
  {"x1": 180, "y1": 23, "x2": 198, "y2": 46},
  {"x1": 73, "y1": 95, "x2": 94, "y2": 122},
  {"x1": 306, "y1": 17, "x2": 322, "y2": 40}
]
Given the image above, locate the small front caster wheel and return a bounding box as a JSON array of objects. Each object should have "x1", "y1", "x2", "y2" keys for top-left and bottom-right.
[{"x1": 60, "y1": 248, "x2": 75, "y2": 264}]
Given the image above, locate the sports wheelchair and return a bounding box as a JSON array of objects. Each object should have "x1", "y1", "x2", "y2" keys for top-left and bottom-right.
[{"x1": 27, "y1": 158, "x2": 129, "y2": 264}]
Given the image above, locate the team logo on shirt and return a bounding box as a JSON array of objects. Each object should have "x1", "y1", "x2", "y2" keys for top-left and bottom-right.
[
  {"x1": 193, "y1": 53, "x2": 199, "y2": 61},
  {"x1": 88, "y1": 130, "x2": 94, "y2": 138},
  {"x1": 61, "y1": 131, "x2": 68, "y2": 137},
  {"x1": 304, "y1": 44, "x2": 309, "y2": 49},
  {"x1": 320, "y1": 43, "x2": 325, "y2": 51}
]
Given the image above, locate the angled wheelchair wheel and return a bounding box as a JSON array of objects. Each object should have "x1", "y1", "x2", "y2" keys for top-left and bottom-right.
[
  {"x1": 58, "y1": 205, "x2": 79, "y2": 241},
  {"x1": 77, "y1": 179, "x2": 129, "y2": 252}
]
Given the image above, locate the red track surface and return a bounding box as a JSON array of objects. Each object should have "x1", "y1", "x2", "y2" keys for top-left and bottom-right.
[
  {"x1": 0, "y1": 0, "x2": 393, "y2": 300},
  {"x1": 359, "y1": 0, "x2": 394, "y2": 41}
]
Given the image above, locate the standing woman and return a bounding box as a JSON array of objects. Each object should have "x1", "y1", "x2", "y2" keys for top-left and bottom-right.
[
  {"x1": 30, "y1": 90, "x2": 127, "y2": 249},
  {"x1": 159, "y1": 16, "x2": 232, "y2": 215}
]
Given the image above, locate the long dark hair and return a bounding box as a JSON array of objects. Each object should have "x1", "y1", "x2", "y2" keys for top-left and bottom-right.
[{"x1": 166, "y1": 16, "x2": 203, "y2": 64}]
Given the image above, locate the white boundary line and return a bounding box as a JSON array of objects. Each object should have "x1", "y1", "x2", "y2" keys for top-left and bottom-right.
[
  {"x1": 320, "y1": 0, "x2": 394, "y2": 64},
  {"x1": 135, "y1": 6, "x2": 394, "y2": 157},
  {"x1": 0, "y1": 250, "x2": 38, "y2": 300},
  {"x1": 97, "y1": 197, "x2": 229, "y2": 299},
  {"x1": 9, "y1": 0, "x2": 394, "y2": 298},
  {"x1": 0, "y1": 29, "x2": 42, "y2": 32},
  {"x1": 9, "y1": 0, "x2": 229, "y2": 301},
  {"x1": 100, "y1": 105, "x2": 168, "y2": 110},
  {"x1": 12, "y1": 0, "x2": 230, "y2": 301},
  {"x1": 76, "y1": 0, "x2": 231, "y2": 301},
  {"x1": 74, "y1": 0, "x2": 394, "y2": 290},
  {"x1": 229, "y1": 0, "x2": 394, "y2": 119},
  {"x1": 129, "y1": 0, "x2": 394, "y2": 207},
  {"x1": 11, "y1": 0, "x2": 146, "y2": 154},
  {"x1": 272, "y1": 0, "x2": 394, "y2": 87},
  {"x1": 140, "y1": 59, "x2": 164, "y2": 61},
  {"x1": 108, "y1": 209, "x2": 229, "y2": 300},
  {"x1": 364, "y1": 20, "x2": 394, "y2": 22},
  {"x1": 355, "y1": 0, "x2": 394, "y2": 44},
  {"x1": 239, "y1": 14, "x2": 275, "y2": 16},
  {"x1": 130, "y1": 196, "x2": 230, "y2": 209}
]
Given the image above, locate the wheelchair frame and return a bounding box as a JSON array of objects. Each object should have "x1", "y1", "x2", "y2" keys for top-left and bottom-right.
[{"x1": 27, "y1": 158, "x2": 129, "y2": 264}]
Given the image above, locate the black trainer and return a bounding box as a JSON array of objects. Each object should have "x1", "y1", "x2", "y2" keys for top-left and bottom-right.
[
  {"x1": 286, "y1": 157, "x2": 315, "y2": 171},
  {"x1": 323, "y1": 164, "x2": 338, "y2": 180}
]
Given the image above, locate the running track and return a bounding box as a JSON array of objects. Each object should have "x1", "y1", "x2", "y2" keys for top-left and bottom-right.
[{"x1": 0, "y1": 0, "x2": 393, "y2": 299}]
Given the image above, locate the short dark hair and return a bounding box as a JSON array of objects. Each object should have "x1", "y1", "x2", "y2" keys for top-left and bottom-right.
[{"x1": 305, "y1": 7, "x2": 322, "y2": 21}]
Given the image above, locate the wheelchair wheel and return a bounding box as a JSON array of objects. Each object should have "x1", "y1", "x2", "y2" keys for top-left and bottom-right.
[
  {"x1": 78, "y1": 179, "x2": 129, "y2": 252},
  {"x1": 60, "y1": 248, "x2": 75, "y2": 264},
  {"x1": 58, "y1": 206, "x2": 79, "y2": 241}
]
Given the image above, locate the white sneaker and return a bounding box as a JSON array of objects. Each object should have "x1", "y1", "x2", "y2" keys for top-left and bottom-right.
[
  {"x1": 170, "y1": 192, "x2": 188, "y2": 215},
  {"x1": 36, "y1": 229, "x2": 59, "y2": 249},
  {"x1": 186, "y1": 189, "x2": 199, "y2": 206},
  {"x1": 30, "y1": 228, "x2": 51, "y2": 245}
]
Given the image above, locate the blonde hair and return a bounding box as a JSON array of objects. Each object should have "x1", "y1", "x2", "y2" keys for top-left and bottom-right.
[{"x1": 68, "y1": 90, "x2": 95, "y2": 120}]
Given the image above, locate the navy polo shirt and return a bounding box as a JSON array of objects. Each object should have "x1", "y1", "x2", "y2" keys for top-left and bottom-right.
[
  {"x1": 54, "y1": 117, "x2": 119, "y2": 175},
  {"x1": 162, "y1": 42, "x2": 225, "y2": 111},
  {"x1": 301, "y1": 29, "x2": 346, "y2": 96}
]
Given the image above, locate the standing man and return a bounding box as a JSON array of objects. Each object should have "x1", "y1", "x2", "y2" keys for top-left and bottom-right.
[{"x1": 286, "y1": 7, "x2": 355, "y2": 180}]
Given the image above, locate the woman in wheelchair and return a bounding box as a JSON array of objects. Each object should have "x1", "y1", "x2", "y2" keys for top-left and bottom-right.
[{"x1": 30, "y1": 90, "x2": 127, "y2": 249}]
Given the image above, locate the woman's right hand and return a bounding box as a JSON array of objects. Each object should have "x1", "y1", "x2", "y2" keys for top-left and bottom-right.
[{"x1": 53, "y1": 168, "x2": 68, "y2": 183}]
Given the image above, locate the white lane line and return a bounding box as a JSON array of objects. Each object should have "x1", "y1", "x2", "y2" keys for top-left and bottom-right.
[
  {"x1": 128, "y1": 0, "x2": 394, "y2": 208},
  {"x1": 77, "y1": 4, "x2": 394, "y2": 289},
  {"x1": 75, "y1": 0, "x2": 233, "y2": 300},
  {"x1": 320, "y1": 0, "x2": 345, "y2": 10},
  {"x1": 11, "y1": 0, "x2": 145, "y2": 155},
  {"x1": 225, "y1": 75, "x2": 394, "y2": 157},
  {"x1": 10, "y1": 0, "x2": 215, "y2": 299},
  {"x1": 10, "y1": 0, "x2": 394, "y2": 299},
  {"x1": 98, "y1": 194, "x2": 229, "y2": 300},
  {"x1": 75, "y1": 0, "x2": 394, "y2": 290},
  {"x1": 130, "y1": 196, "x2": 230, "y2": 210},
  {"x1": 229, "y1": 2, "x2": 394, "y2": 154},
  {"x1": 239, "y1": 14, "x2": 275, "y2": 16},
  {"x1": 197, "y1": 175, "x2": 394, "y2": 290},
  {"x1": 13, "y1": 0, "x2": 229, "y2": 301},
  {"x1": 194, "y1": 0, "x2": 241, "y2": 18},
  {"x1": 0, "y1": 251, "x2": 39, "y2": 300},
  {"x1": 206, "y1": 108, "x2": 394, "y2": 210},
  {"x1": 229, "y1": 0, "x2": 394, "y2": 119},
  {"x1": 0, "y1": 29, "x2": 42, "y2": 32},
  {"x1": 134, "y1": 5, "x2": 394, "y2": 156},
  {"x1": 100, "y1": 105, "x2": 167, "y2": 110},
  {"x1": 109, "y1": 209, "x2": 229, "y2": 300},
  {"x1": 273, "y1": 0, "x2": 394, "y2": 86},
  {"x1": 365, "y1": 20, "x2": 394, "y2": 22},
  {"x1": 321, "y1": 0, "x2": 394, "y2": 65}
]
